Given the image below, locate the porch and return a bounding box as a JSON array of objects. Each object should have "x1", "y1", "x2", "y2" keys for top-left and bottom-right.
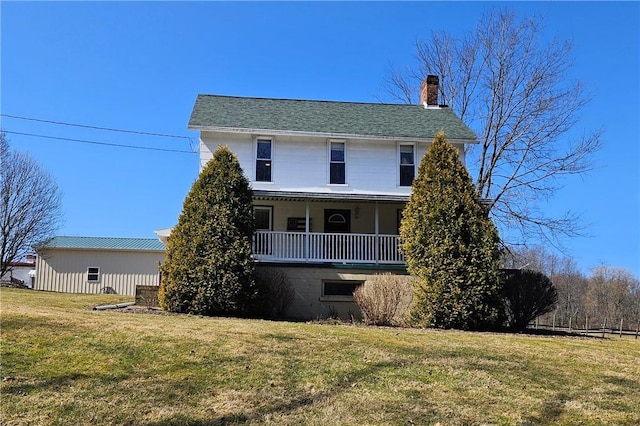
[
  {"x1": 253, "y1": 231, "x2": 404, "y2": 264},
  {"x1": 251, "y1": 190, "x2": 409, "y2": 265}
]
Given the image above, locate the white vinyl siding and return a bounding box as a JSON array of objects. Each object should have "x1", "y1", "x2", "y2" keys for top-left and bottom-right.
[{"x1": 199, "y1": 132, "x2": 467, "y2": 195}]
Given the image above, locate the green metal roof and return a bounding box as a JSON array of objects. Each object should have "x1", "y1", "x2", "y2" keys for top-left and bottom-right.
[
  {"x1": 38, "y1": 236, "x2": 165, "y2": 252},
  {"x1": 188, "y1": 95, "x2": 477, "y2": 142}
]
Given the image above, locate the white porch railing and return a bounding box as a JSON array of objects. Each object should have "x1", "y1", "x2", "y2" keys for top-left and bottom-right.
[{"x1": 253, "y1": 231, "x2": 404, "y2": 264}]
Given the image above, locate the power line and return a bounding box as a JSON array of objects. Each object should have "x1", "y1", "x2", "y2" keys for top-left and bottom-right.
[
  {"x1": 1, "y1": 113, "x2": 192, "y2": 141},
  {"x1": 4, "y1": 131, "x2": 196, "y2": 154}
]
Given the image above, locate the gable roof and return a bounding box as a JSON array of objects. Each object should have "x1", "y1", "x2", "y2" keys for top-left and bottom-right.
[
  {"x1": 37, "y1": 236, "x2": 165, "y2": 252},
  {"x1": 188, "y1": 95, "x2": 477, "y2": 142}
]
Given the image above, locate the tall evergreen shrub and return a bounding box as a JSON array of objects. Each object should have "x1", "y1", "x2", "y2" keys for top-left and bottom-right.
[
  {"x1": 159, "y1": 145, "x2": 257, "y2": 316},
  {"x1": 400, "y1": 132, "x2": 504, "y2": 330},
  {"x1": 502, "y1": 269, "x2": 558, "y2": 331}
]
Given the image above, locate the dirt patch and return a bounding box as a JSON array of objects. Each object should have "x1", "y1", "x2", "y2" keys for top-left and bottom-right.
[{"x1": 110, "y1": 305, "x2": 180, "y2": 316}]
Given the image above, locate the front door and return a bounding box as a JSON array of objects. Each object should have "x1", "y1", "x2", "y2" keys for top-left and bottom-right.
[
  {"x1": 324, "y1": 209, "x2": 350, "y2": 233},
  {"x1": 324, "y1": 209, "x2": 351, "y2": 260}
]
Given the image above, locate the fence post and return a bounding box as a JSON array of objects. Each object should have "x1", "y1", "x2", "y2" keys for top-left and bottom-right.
[
  {"x1": 585, "y1": 315, "x2": 589, "y2": 336},
  {"x1": 602, "y1": 317, "x2": 607, "y2": 338},
  {"x1": 619, "y1": 318, "x2": 623, "y2": 338}
]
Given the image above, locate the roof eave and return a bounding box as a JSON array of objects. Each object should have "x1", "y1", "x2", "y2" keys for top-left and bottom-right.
[
  {"x1": 253, "y1": 190, "x2": 410, "y2": 203},
  {"x1": 188, "y1": 125, "x2": 477, "y2": 144},
  {"x1": 37, "y1": 246, "x2": 165, "y2": 253}
]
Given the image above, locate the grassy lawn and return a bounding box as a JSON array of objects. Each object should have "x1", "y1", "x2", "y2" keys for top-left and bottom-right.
[{"x1": 1, "y1": 288, "x2": 639, "y2": 425}]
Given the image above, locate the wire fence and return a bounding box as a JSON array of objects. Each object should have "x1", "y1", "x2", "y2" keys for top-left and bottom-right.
[{"x1": 530, "y1": 321, "x2": 640, "y2": 339}]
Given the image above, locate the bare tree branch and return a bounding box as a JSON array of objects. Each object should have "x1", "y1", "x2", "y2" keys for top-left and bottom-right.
[
  {"x1": 0, "y1": 130, "x2": 63, "y2": 278},
  {"x1": 382, "y1": 8, "x2": 602, "y2": 247}
]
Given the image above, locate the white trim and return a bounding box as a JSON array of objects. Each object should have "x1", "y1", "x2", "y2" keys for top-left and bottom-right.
[
  {"x1": 397, "y1": 142, "x2": 416, "y2": 187},
  {"x1": 327, "y1": 213, "x2": 347, "y2": 224},
  {"x1": 305, "y1": 201, "x2": 310, "y2": 263},
  {"x1": 327, "y1": 139, "x2": 347, "y2": 185},
  {"x1": 253, "y1": 231, "x2": 405, "y2": 264},
  {"x1": 422, "y1": 102, "x2": 442, "y2": 109},
  {"x1": 191, "y1": 126, "x2": 477, "y2": 144},
  {"x1": 253, "y1": 189, "x2": 410, "y2": 202},
  {"x1": 254, "y1": 136, "x2": 274, "y2": 183},
  {"x1": 87, "y1": 266, "x2": 100, "y2": 283}
]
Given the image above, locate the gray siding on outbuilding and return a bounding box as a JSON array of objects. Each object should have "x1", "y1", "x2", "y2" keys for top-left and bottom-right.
[{"x1": 35, "y1": 248, "x2": 164, "y2": 295}]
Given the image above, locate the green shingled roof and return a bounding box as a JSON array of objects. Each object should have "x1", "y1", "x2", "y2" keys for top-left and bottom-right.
[
  {"x1": 188, "y1": 95, "x2": 477, "y2": 142},
  {"x1": 38, "y1": 236, "x2": 165, "y2": 251}
]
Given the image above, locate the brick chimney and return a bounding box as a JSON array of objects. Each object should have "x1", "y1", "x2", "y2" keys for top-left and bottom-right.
[{"x1": 420, "y1": 75, "x2": 439, "y2": 107}]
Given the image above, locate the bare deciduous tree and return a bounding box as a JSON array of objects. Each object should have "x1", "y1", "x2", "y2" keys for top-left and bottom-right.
[
  {"x1": 553, "y1": 262, "x2": 588, "y2": 330},
  {"x1": 0, "y1": 131, "x2": 63, "y2": 278},
  {"x1": 587, "y1": 266, "x2": 638, "y2": 331},
  {"x1": 384, "y1": 9, "x2": 601, "y2": 245}
]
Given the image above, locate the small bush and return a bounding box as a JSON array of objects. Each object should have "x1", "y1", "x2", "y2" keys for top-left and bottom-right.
[
  {"x1": 502, "y1": 269, "x2": 558, "y2": 331},
  {"x1": 354, "y1": 273, "x2": 413, "y2": 326},
  {"x1": 253, "y1": 268, "x2": 295, "y2": 319}
]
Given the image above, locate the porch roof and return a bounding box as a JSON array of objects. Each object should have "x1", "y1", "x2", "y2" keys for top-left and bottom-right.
[{"x1": 252, "y1": 190, "x2": 409, "y2": 203}]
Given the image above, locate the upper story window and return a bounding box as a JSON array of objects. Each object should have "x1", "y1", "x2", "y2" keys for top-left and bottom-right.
[
  {"x1": 399, "y1": 144, "x2": 415, "y2": 187},
  {"x1": 256, "y1": 138, "x2": 272, "y2": 182},
  {"x1": 329, "y1": 140, "x2": 346, "y2": 184}
]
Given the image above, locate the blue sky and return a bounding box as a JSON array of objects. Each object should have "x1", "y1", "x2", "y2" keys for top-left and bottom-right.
[{"x1": 1, "y1": 2, "x2": 638, "y2": 278}]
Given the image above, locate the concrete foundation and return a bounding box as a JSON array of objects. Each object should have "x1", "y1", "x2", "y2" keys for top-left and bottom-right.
[{"x1": 256, "y1": 262, "x2": 409, "y2": 320}]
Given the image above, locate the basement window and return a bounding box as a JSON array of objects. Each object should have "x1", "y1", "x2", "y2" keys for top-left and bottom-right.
[
  {"x1": 322, "y1": 280, "x2": 363, "y2": 300},
  {"x1": 87, "y1": 267, "x2": 100, "y2": 283}
]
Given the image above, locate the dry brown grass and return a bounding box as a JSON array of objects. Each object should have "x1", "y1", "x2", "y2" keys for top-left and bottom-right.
[{"x1": 2, "y1": 288, "x2": 639, "y2": 425}]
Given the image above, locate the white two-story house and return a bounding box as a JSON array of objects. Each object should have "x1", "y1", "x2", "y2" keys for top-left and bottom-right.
[{"x1": 163, "y1": 76, "x2": 477, "y2": 319}]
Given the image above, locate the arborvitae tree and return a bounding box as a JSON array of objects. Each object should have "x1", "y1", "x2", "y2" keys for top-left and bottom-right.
[
  {"x1": 159, "y1": 145, "x2": 257, "y2": 316},
  {"x1": 400, "y1": 131, "x2": 504, "y2": 330},
  {"x1": 502, "y1": 269, "x2": 558, "y2": 331}
]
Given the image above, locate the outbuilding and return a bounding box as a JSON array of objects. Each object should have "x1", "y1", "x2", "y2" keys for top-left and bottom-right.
[{"x1": 35, "y1": 236, "x2": 165, "y2": 295}]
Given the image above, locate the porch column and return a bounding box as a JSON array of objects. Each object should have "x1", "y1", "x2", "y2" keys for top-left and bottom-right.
[
  {"x1": 305, "y1": 200, "x2": 310, "y2": 262},
  {"x1": 374, "y1": 201, "x2": 379, "y2": 265}
]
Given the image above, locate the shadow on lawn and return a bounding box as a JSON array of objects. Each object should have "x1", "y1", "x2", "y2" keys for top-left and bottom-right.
[
  {"x1": 142, "y1": 359, "x2": 434, "y2": 426},
  {"x1": 1, "y1": 371, "x2": 131, "y2": 397},
  {"x1": 522, "y1": 393, "x2": 568, "y2": 424},
  {"x1": 2, "y1": 372, "x2": 93, "y2": 395}
]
